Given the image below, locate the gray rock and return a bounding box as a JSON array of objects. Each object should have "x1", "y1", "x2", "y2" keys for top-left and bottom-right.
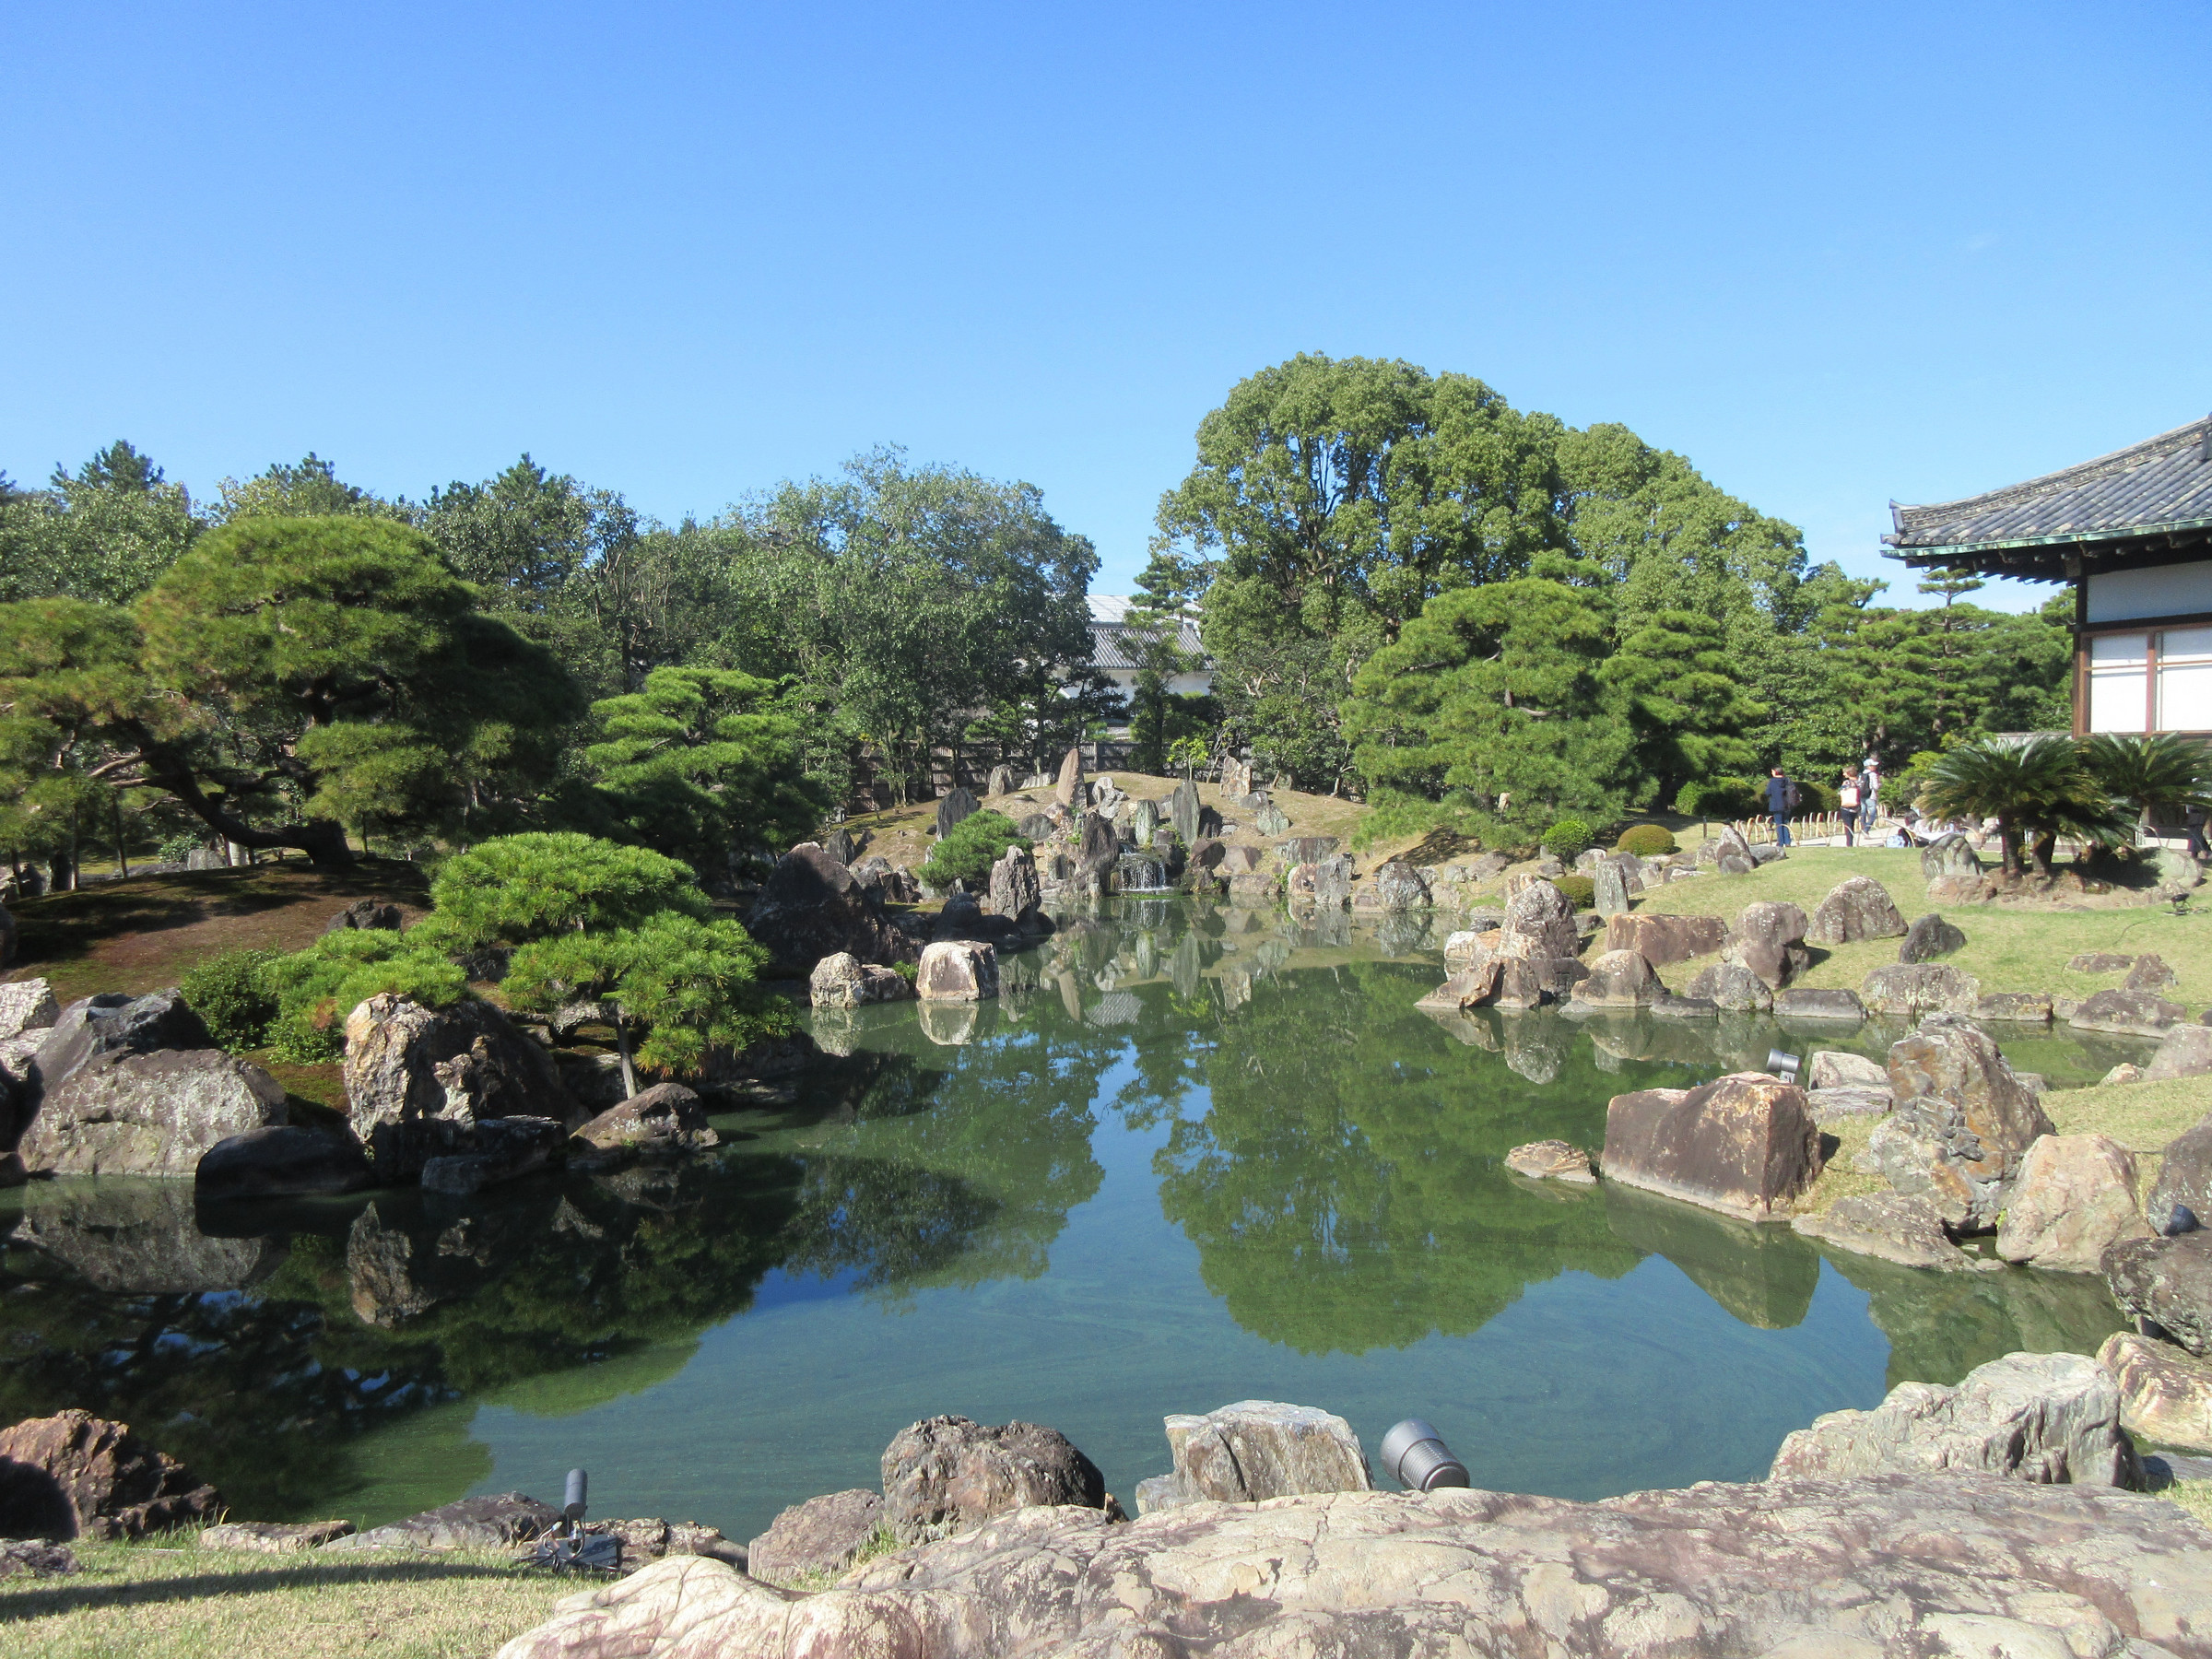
[
  {"x1": 1149, "y1": 1400, "x2": 1371, "y2": 1511},
  {"x1": 2067, "y1": 951, "x2": 2136, "y2": 972},
  {"x1": 983, "y1": 764, "x2": 1017, "y2": 797},
  {"x1": 2127, "y1": 953, "x2": 2180, "y2": 991},
  {"x1": 1727, "y1": 900, "x2": 1809, "y2": 989},
  {"x1": 1592, "y1": 858, "x2": 1631, "y2": 918},
  {"x1": 1861, "y1": 962, "x2": 1980, "y2": 1019},
  {"x1": 1052, "y1": 747, "x2": 1084, "y2": 807},
  {"x1": 492, "y1": 1477, "x2": 2212, "y2": 1659},
  {"x1": 31, "y1": 989, "x2": 216, "y2": 1105},
  {"x1": 1806, "y1": 1086, "x2": 1895, "y2": 1124},
  {"x1": 809, "y1": 951, "x2": 913, "y2": 1007},
  {"x1": 1975, "y1": 992, "x2": 2053, "y2": 1023},
  {"x1": 1770, "y1": 1351, "x2": 2143, "y2": 1488},
  {"x1": 1899, "y1": 912, "x2": 1966, "y2": 963},
  {"x1": 418, "y1": 1114, "x2": 567, "y2": 1195},
  {"x1": 196, "y1": 1125, "x2": 373, "y2": 1200},
  {"x1": 2150, "y1": 1114, "x2": 2212, "y2": 1235},
  {"x1": 1602, "y1": 1073, "x2": 1823, "y2": 1222},
  {"x1": 822, "y1": 828, "x2": 856, "y2": 865},
  {"x1": 1503, "y1": 1139, "x2": 1594, "y2": 1182},
  {"x1": 1994, "y1": 1133, "x2": 2152, "y2": 1272},
  {"x1": 1921, "y1": 832, "x2": 1983, "y2": 877},
  {"x1": 324, "y1": 898, "x2": 403, "y2": 935},
  {"x1": 18, "y1": 1048, "x2": 288, "y2": 1177},
  {"x1": 1806, "y1": 877, "x2": 1907, "y2": 945},
  {"x1": 0, "y1": 1409, "x2": 222, "y2": 1541},
  {"x1": 2099, "y1": 1331, "x2": 2212, "y2": 1453},
  {"x1": 1013, "y1": 813, "x2": 1057, "y2": 843},
  {"x1": 985, "y1": 845, "x2": 1041, "y2": 921},
  {"x1": 880, "y1": 1415, "x2": 1106, "y2": 1545},
  {"x1": 1500, "y1": 878, "x2": 1580, "y2": 961},
  {"x1": 1791, "y1": 1192, "x2": 1977, "y2": 1270},
  {"x1": 327, "y1": 1492, "x2": 558, "y2": 1551},
  {"x1": 935, "y1": 786, "x2": 981, "y2": 840},
  {"x1": 2105, "y1": 1232, "x2": 2212, "y2": 1355},
  {"x1": 1602, "y1": 912, "x2": 1725, "y2": 966},
  {"x1": 1868, "y1": 1017, "x2": 2053, "y2": 1230},
  {"x1": 2070, "y1": 987, "x2": 2186, "y2": 1036},
  {"x1": 200, "y1": 1519, "x2": 356, "y2": 1552},
  {"x1": 1167, "y1": 778, "x2": 1201, "y2": 847},
  {"x1": 917, "y1": 940, "x2": 998, "y2": 1001},
  {"x1": 1371, "y1": 861, "x2": 1429, "y2": 912},
  {"x1": 1683, "y1": 960, "x2": 1773, "y2": 1013},
  {"x1": 1773, "y1": 988, "x2": 1865, "y2": 1024},
  {"x1": 1565, "y1": 948, "x2": 1665, "y2": 1011},
  {"x1": 0, "y1": 1540, "x2": 77, "y2": 1578},
  {"x1": 746, "y1": 844, "x2": 913, "y2": 976},
  {"x1": 0, "y1": 977, "x2": 59, "y2": 1041},
  {"x1": 2147, "y1": 1024, "x2": 2212, "y2": 1082},
  {"x1": 745, "y1": 1488, "x2": 883, "y2": 1585},
  {"x1": 1808, "y1": 1050, "x2": 1888, "y2": 1090},
  {"x1": 571, "y1": 1083, "x2": 718, "y2": 1157}
]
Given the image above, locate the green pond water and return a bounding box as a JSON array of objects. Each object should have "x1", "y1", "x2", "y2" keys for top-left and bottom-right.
[{"x1": 0, "y1": 900, "x2": 2141, "y2": 1541}]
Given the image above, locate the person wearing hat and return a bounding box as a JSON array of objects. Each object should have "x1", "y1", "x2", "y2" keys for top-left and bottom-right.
[{"x1": 1859, "y1": 758, "x2": 1880, "y2": 834}]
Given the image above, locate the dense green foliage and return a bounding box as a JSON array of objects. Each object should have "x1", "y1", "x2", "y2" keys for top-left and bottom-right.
[
  {"x1": 178, "y1": 948, "x2": 279, "y2": 1051},
  {"x1": 1540, "y1": 818, "x2": 1594, "y2": 861},
  {"x1": 1552, "y1": 873, "x2": 1595, "y2": 908},
  {"x1": 916, "y1": 809, "x2": 1030, "y2": 889},
  {"x1": 1615, "y1": 824, "x2": 1677, "y2": 856},
  {"x1": 263, "y1": 929, "x2": 469, "y2": 1061},
  {"x1": 1919, "y1": 736, "x2": 2131, "y2": 877}
]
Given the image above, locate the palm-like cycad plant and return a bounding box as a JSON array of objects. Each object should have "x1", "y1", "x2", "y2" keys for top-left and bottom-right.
[
  {"x1": 1919, "y1": 736, "x2": 2131, "y2": 878},
  {"x1": 2079, "y1": 733, "x2": 2212, "y2": 840}
]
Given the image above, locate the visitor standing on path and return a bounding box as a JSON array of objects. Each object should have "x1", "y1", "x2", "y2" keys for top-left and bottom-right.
[
  {"x1": 2188, "y1": 802, "x2": 2208, "y2": 862},
  {"x1": 1860, "y1": 758, "x2": 1880, "y2": 834},
  {"x1": 1766, "y1": 768, "x2": 1796, "y2": 849},
  {"x1": 1838, "y1": 770, "x2": 1860, "y2": 846}
]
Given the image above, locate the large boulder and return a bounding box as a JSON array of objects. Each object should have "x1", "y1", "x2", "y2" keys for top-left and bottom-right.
[
  {"x1": 1369, "y1": 861, "x2": 1430, "y2": 912},
  {"x1": 1921, "y1": 831, "x2": 1983, "y2": 878},
  {"x1": 745, "y1": 1488, "x2": 884, "y2": 1585},
  {"x1": 879, "y1": 1415, "x2": 1107, "y2": 1546},
  {"x1": 1053, "y1": 747, "x2": 1083, "y2": 807},
  {"x1": 342, "y1": 994, "x2": 581, "y2": 1183},
  {"x1": 1995, "y1": 1134, "x2": 2153, "y2": 1272},
  {"x1": 2150, "y1": 1114, "x2": 2212, "y2": 1234},
  {"x1": 1808, "y1": 1050, "x2": 1888, "y2": 1089},
  {"x1": 808, "y1": 951, "x2": 913, "y2": 1008},
  {"x1": 1167, "y1": 778, "x2": 1201, "y2": 846},
  {"x1": 2099, "y1": 1332, "x2": 2212, "y2": 1453},
  {"x1": 328, "y1": 1492, "x2": 558, "y2": 1551},
  {"x1": 1899, "y1": 912, "x2": 1967, "y2": 963},
  {"x1": 935, "y1": 785, "x2": 981, "y2": 840},
  {"x1": 1076, "y1": 812, "x2": 1121, "y2": 888},
  {"x1": 0, "y1": 977, "x2": 59, "y2": 1041},
  {"x1": 1867, "y1": 1018, "x2": 2053, "y2": 1230},
  {"x1": 1601, "y1": 1073, "x2": 1823, "y2": 1222},
  {"x1": 2127, "y1": 953, "x2": 2180, "y2": 991},
  {"x1": 1603, "y1": 912, "x2": 1725, "y2": 967},
  {"x1": 1287, "y1": 854, "x2": 1353, "y2": 910},
  {"x1": 1791, "y1": 1193, "x2": 1977, "y2": 1270},
  {"x1": 2105, "y1": 1232, "x2": 2212, "y2": 1354},
  {"x1": 195, "y1": 1125, "x2": 373, "y2": 1200},
  {"x1": 1565, "y1": 948, "x2": 1665, "y2": 1011},
  {"x1": 490, "y1": 1477, "x2": 2212, "y2": 1659},
  {"x1": 1138, "y1": 1400, "x2": 1371, "y2": 1514},
  {"x1": 1769, "y1": 1351, "x2": 2142, "y2": 1488},
  {"x1": 0, "y1": 1410, "x2": 221, "y2": 1540},
  {"x1": 571, "y1": 1083, "x2": 718, "y2": 1158},
  {"x1": 17, "y1": 1049, "x2": 288, "y2": 1177},
  {"x1": 1727, "y1": 901, "x2": 1808, "y2": 989},
  {"x1": 324, "y1": 898, "x2": 403, "y2": 935},
  {"x1": 1499, "y1": 878, "x2": 1579, "y2": 961},
  {"x1": 917, "y1": 940, "x2": 998, "y2": 1002},
  {"x1": 745, "y1": 844, "x2": 913, "y2": 975},
  {"x1": 985, "y1": 845, "x2": 1041, "y2": 922},
  {"x1": 2070, "y1": 988, "x2": 2186, "y2": 1037},
  {"x1": 1806, "y1": 877, "x2": 1907, "y2": 945},
  {"x1": 1860, "y1": 962, "x2": 1980, "y2": 1019},
  {"x1": 8, "y1": 1179, "x2": 282, "y2": 1293},
  {"x1": 2147, "y1": 1025, "x2": 2212, "y2": 1083},
  {"x1": 1773, "y1": 988, "x2": 1865, "y2": 1025},
  {"x1": 29, "y1": 989, "x2": 215, "y2": 1107},
  {"x1": 1682, "y1": 959, "x2": 1773, "y2": 1013},
  {"x1": 418, "y1": 1114, "x2": 567, "y2": 1195}
]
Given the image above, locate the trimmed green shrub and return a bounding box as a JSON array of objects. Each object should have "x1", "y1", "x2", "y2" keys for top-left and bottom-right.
[
  {"x1": 1615, "y1": 824, "x2": 1677, "y2": 857},
  {"x1": 263, "y1": 929, "x2": 468, "y2": 1063},
  {"x1": 1539, "y1": 818, "x2": 1594, "y2": 862},
  {"x1": 180, "y1": 949, "x2": 278, "y2": 1052},
  {"x1": 1553, "y1": 874, "x2": 1595, "y2": 908},
  {"x1": 1675, "y1": 779, "x2": 1756, "y2": 820},
  {"x1": 918, "y1": 809, "x2": 1030, "y2": 890}
]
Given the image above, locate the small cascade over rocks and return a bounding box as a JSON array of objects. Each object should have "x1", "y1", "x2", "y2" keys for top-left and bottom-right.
[{"x1": 1115, "y1": 852, "x2": 1170, "y2": 893}]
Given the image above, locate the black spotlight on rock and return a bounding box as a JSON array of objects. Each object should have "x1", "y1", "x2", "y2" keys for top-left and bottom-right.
[
  {"x1": 1765, "y1": 1048, "x2": 1802, "y2": 1085},
  {"x1": 564, "y1": 1467, "x2": 589, "y2": 1533},
  {"x1": 1379, "y1": 1419, "x2": 1469, "y2": 1491}
]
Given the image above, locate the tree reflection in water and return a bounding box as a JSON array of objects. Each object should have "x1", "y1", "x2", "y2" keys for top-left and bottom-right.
[{"x1": 0, "y1": 899, "x2": 2132, "y2": 1524}]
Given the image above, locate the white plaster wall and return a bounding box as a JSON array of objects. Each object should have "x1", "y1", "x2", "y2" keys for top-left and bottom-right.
[{"x1": 2087, "y1": 560, "x2": 2212, "y2": 622}]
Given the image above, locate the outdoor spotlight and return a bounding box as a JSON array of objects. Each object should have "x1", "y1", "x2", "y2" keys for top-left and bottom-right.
[
  {"x1": 564, "y1": 1467, "x2": 589, "y2": 1529},
  {"x1": 1379, "y1": 1419, "x2": 1470, "y2": 1492},
  {"x1": 2169, "y1": 1205, "x2": 2201, "y2": 1238},
  {"x1": 1765, "y1": 1049, "x2": 1802, "y2": 1085}
]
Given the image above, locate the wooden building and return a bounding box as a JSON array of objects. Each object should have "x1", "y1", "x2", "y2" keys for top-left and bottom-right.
[{"x1": 1886, "y1": 414, "x2": 2212, "y2": 736}]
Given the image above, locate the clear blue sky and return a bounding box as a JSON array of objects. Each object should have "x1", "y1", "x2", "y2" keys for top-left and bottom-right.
[{"x1": 4, "y1": 2, "x2": 2206, "y2": 612}]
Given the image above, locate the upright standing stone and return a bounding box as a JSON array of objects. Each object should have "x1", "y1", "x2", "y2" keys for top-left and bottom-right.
[
  {"x1": 986, "y1": 845, "x2": 1041, "y2": 922},
  {"x1": 1593, "y1": 858, "x2": 1632, "y2": 918},
  {"x1": 1127, "y1": 797, "x2": 1159, "y2": 847},
  {"x1": 984, "y1": 764, "x2": 1017, "y2": 797},
  {"x1": 1219, "y1": 755, "x2": 1253, "y2": 799},
  {"x1": 821, "y1": 828, "x2": 855, "y2": 866},
  {"x1": 935, "y1": 787, "x2": 981, "y2": 840},
  {"x1": 1169, "y1": 778, "x2": 1201, "y2": 847},
  {"x1": 1053, "y1": 747, "x2": 1084, "y2": 807}
]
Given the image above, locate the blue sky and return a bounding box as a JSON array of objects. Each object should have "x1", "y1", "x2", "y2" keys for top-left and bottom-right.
[{"x1": 3, "y1": 2, "x2": 2205, "y2": 611}]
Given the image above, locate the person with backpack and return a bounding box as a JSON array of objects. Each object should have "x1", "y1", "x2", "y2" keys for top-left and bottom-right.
[
  {"x1": 1838, "y1": 769, "x2": 1861, "y2": 846},
  {"x1": 1860, "y1": 758, "x2": 1881, "y2": 834},
  {"x1": 1766, "y1": 768, "x2": 1797, "y2": 849}
]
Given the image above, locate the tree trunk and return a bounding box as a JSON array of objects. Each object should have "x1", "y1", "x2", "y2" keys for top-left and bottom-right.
[
  {"x1": 112, "y1": 791, "x2": 130, "y2": 880},
  {"x1": 613, "y1": 1012, "x2": 638, "y2": 1100},
  {"x1": 1999, "y1": 820, "x2": 2021, "y2": 878},
  {"x1": 2030, "y1": 832, "x2": 2055, "y2": 879},
  {"x1": 68, "y1": 802, "x2": 79, "y2": 891}
]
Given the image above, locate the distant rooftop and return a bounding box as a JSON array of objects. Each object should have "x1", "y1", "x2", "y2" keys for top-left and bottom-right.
[
  {"x1": 1885, "y1": 414, "x2": 2212, "y2": 581},
  {"x1": 1088, "y1": 594, "x2": 1203, "y2": 671}
]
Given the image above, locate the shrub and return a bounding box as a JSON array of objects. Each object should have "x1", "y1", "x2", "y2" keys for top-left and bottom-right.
[
  {"x1": 157, "y1": 832, "x2": 209, "y2": 865},
  {"x1": 1615, "y1": 824, "x2": 1677, "y2": 857},
  {"x1": 263, "y1": 929, "x2": 468, "y2": 1063},
  {"x1": 180, "y1": 949, "x2": 278, "y2": 1051},
  {"x1": 918, "y1": 809, "x2": 1030, "y2": 890},
  {"x1": 1675, "y1": 779, "x2": 1756, "y2": 820},
  {"x1": 1552, "y1": 874, "x2": 1595, "y2": 908},
  {"x1": 1539, "y1": 818, "x2": 1594, "y2": 862}
]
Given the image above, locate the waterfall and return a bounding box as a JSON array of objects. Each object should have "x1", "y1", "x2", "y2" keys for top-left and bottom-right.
[{"x1": 1114, "y1": 853, "x2": 1170, "y2": 893}]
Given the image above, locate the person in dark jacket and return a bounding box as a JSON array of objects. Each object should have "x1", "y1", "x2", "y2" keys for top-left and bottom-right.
[
  {"x1": 1766, "y1": 768, "x2": 1795, "y2": 848},
  {"x1": 2188, "y1": 802, "x2": 2209, "y2": 862}
]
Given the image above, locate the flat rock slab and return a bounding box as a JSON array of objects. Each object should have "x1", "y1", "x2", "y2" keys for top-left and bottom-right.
[
  {"x1": 327, "y1": 1491, "x2": 558, "y2": 1551},
  {"x1": 746, "y1": 1488, "x2": 882, "y2": 1585},
  {"x1": 1602, "y1": 1073, "x2": 1822, "y2": 1221},
  {"x1": 0, "y1": 1539, "x2": 77, "y2": 1579},
  {"x1": 1791, "y1": 1193, "x2": 1977, "y2": 1271},
  {"x1": 2071, "y1": 988, "x2": 2186, "y2": 1036},
  {"x1": 2102, "y1": 1332, "x2": 2212, "y2": 1453},
  {"x1": 1158, "y1": 1399, "x2": 1371, "y2": 1507},
  {"x1": 1502, "y1": 1139, "x2": 1594, "y2": 1182},
  {"x1": 1771, "y1": 1350, "x2": 2142, "y2": 1487},
  {"x1": 200, "y1": 1519, "x2": 355, "y2": 1551},
  {"x1": 1772, "y1": 988, "x2": 1865, "y2": 1023},
  {"x1": 493, "y1": 1477, "x2": 2212, "y2": 1659}
]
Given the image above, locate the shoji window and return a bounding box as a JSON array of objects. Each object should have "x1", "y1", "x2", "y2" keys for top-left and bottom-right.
[
  {"x1": 2088, "y1": 633, "x2": 2148, "y2": 733},
  {"x1": 2158, "y1": 627, "x2": 2212, "y2": 732}
]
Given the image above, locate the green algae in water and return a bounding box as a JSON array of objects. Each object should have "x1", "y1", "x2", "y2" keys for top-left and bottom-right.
[{"x1": 0, "y1": 901, "x2": 2130, "y2": 1537}]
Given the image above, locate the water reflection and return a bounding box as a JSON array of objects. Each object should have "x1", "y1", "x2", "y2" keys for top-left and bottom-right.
[{"x1": 0, "y1": 898, "x2": 2136, "y2": 1526}]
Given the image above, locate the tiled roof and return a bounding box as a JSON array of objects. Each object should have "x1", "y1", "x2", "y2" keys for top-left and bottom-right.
[
  {"x1": 1088, "y1": 595, "x2": 1205, "y2": 670},
  {"x1": 1887, "y1": 415, "x2": 2212, "y2": 557}
]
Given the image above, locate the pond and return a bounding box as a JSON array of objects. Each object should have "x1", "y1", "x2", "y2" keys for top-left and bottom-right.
[{"x1": 0, "y1": 900, "x2": 2141, "y2": 1542}]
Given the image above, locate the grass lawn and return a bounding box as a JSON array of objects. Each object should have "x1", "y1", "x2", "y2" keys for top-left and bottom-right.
[
  {"x1": 3, "y1": 862, "x2": 431, "y2": 1006},
  {"x1": 0, "y1": 1537, "x2": 568, "y2": 1659},
  {"x1": 1615, "y1": 842, "x2": 2212, "y2": 1013}
]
